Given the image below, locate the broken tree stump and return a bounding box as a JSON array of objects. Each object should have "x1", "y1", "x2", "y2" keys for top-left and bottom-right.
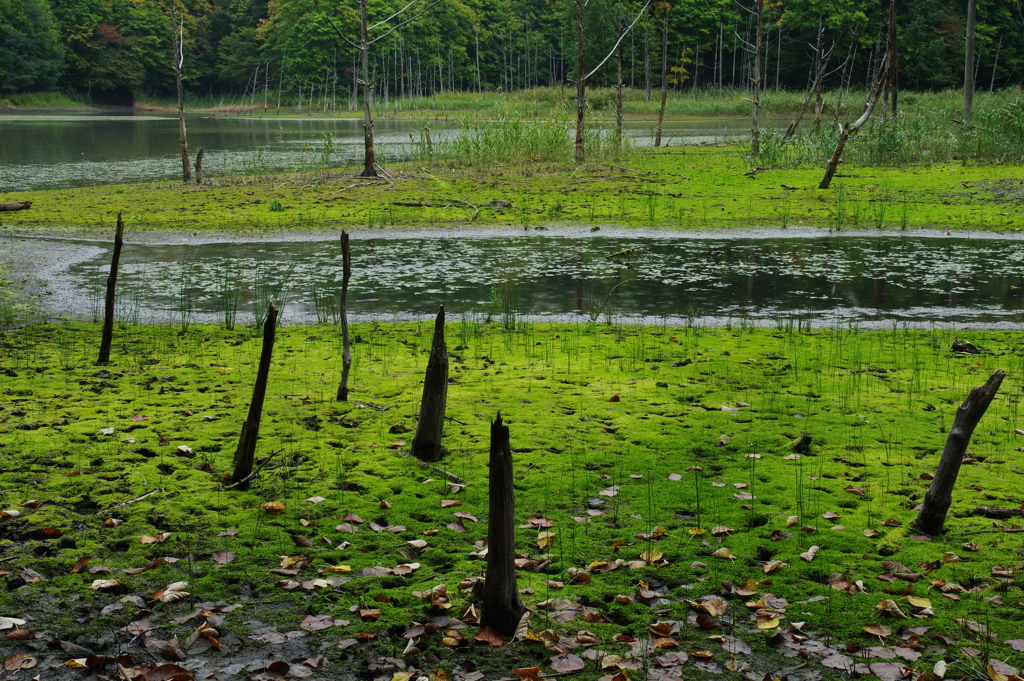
[
  {"x1": 336, "y1": 231, "x2": 353, "y2": 401},
  {"x1": 229, "y1": 298, "x2": 279, "y2": 490},
  {"x1": 480, "y1": 412, "x2": 526, "y2": 637},
  {"x1": 411, "y1": 306, "x2": 448, "y2": 462},
  {"x1": 194, "y1": 147, "x2": 204, "y2": 185},
  {"x1": 96, "y1": 212, "x2": 126, "y2": 365},
  {"x1": 914, "y1": 369, "x2": 1005, "y2": 535},
  {"x1": 0, "y1": 201, "x2": 31, "y2": 212}
]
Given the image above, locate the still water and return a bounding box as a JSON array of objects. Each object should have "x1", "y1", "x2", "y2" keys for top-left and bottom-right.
[
  {"x1": 0, "y1": 112, "x2": 753, "y2": 192},
  {"x1": 16, "y1": 229, "x2": 1024, "y2": 328}
]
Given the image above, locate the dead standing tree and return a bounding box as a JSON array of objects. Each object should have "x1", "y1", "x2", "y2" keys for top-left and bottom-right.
[
  {"x1": 229, "y1": 298, "x2": 279, "y2": 490},
  {"x1": 412, "y1": 306, "x2": 448, "y2": 462},
  {"x1": 479, "y1": 412, "x2": 526, "y2": 636},
  {"x1": 735, "y1": 0, "x2": 765, "y2": 156},
  {"x1": 336, "y1": 231, "x2": 353, "y2": 401},
  {"x1": 572, "y1": 0, "x2": 652, "y2": 164},
  {"x1": 914, "y1": 370, "x2": 1005, "y2": 536},
  {"x1": 169, "y1": 4, "x2": 191, "y2": 183},
  {"x1": 817, "y1": 47, "x2": 888, "y2": 189},
  {"x1": 96, "y1": 212, "x2": 126, "y2": 365},
  {"x1": 328, "y1": 0, "x2": 439, "y2": 178}
]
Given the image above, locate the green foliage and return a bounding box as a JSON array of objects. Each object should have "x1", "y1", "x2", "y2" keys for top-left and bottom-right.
[{"x1": 0, "y1": 0, "x2": 65, "y2": 92}]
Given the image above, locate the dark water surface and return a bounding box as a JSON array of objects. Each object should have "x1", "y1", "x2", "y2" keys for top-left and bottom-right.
[
  {"x1": 0, "y1": 112, "x2": 754, "y2": 192},
  {"x1": 16, "y1": 229, "x2": 1024, "y2": 328}
]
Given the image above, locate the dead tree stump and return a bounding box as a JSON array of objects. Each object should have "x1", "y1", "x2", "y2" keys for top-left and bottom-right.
[
  {"x1": 480, "y1": 412, "x2": 526, "y2": 637},
  {"x1": 336, "y1": 231, "x2": 353, "y2": 401},
  {"x1": 194, "y1": 148, "x2": 204, "y2": 185},
  {"x1": 411, "y1": 306, "x2": 448, "y2": 462},
  {"x1": 229, "y1": 298, "x2": 279, "y2": 490},
  {"x1": 96, "y1": 212, "x2": 126, "y2": 365},
  {"x1": 914, "y1": 370, "x2": 1004, "y2": 535}
]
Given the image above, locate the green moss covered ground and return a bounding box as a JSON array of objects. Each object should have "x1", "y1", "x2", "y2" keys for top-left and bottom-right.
[
  {"x1": 1, "y1": 145, "x2": 1022, "y2": 236},
  {"x1": 0, "y1": 319, "x2": 1023, "y2": 679}
]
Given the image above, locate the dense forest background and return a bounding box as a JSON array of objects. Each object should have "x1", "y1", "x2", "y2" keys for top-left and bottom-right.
[{"x1": 1, "y1": 0, "x2": 1023, "y2": 106}]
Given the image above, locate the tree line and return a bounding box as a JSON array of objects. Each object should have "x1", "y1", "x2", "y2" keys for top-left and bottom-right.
[{"x1": 2, "y1": 0, "x2": 1022, "y2": 104}]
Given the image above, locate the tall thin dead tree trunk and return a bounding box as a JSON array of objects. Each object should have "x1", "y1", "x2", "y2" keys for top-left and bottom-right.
[
  {"x1": 336, "y1": 231, "x2": 353, "y2": 401},
  {"x1": 412, "y1": 306, "x2": 448, "y2": 462},
  {"x1": 96, "y1": 212, "x2": 125, "y2": 365},
  {"x1": 172, "y1": 10, "x2": 191, "y2": 183},
  {"x1": 616, "y1": 26, "x2": 624, "y2": 148},
  {"x1": 914, "y1": 370, "x2": 1004, "y2": 535},
  {"x1": 885, "y1": 0, "x2": 898, "y2": 115},
  {"x1": 230, "y1": 298, "x2": 279, "y2": 491},
  {"x1": 654, "y1": 11, "x2": 669, "y2": 147},
  {"x1": 358, "y1": 0, "x2": 376, "y2": 177},
  {"x1": 749, "y1": 0, "x2": 764, "y2": 157},
  {"x1": 643, "y1": 9, "x2": 651, "y2": 104},
  {"x1": 575, "y1": 0, "x2": 586, "y2": 164},
  {"x1": 480, "y1": 412, "x2": 526, "y2": 637},
  {"x1": 784, "y1": 20, "x2": 826, "y2": 140},
  {"x1": 963, "y1": 0, "x2": 977, "y2": 120}
]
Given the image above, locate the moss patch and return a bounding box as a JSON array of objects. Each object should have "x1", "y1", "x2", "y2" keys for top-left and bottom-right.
[{"x1": 0, "y1": 321, "x2": 1022, "y2": 678}]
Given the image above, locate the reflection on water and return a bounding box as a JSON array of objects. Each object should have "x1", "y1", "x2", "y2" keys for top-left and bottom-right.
[
  {"x1": 29, "y1": 231, "x2": 1024, "y2": 327},
  {"x1": 0, "y1": 113, "x2": 756, "y2": 191}
]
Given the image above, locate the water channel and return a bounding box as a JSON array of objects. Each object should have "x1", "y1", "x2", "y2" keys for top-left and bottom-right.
[
  {"x1": 0, "y1": 112, "x2": 755, "y2": 192},
  {"x1": 9, "y1": 229, "x2": 1024, "y2": 329}
]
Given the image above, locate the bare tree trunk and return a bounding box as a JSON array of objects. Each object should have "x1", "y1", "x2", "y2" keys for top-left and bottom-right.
[
  {"x1": 654, "y1": 11, "x2": 669, "y2": 147},
  {"x1": 574, "y1": 0, "x2": 586, "y2": 164},
  {"x1": 833, "y1": 38, "x2": 856, "y2": 121},
  {"x1": 914, "y1": 370, "x2": 1004, "y2": 535},
  {"x1": 818, "y1": 54, "x2": 888, "y2": 189},
  {"x1": 616, "y1": 26, "x2": 624, "y2": 148},
  {"x1": 480, "y1": 412, "x2": 526, "y2": 637},
  {"x1": 990, "y1": 35, "x2": 1002, "y2": 92},
  {"x1": 336, "y1": 231, "x2": 353, "y2": 401},
  {"x1": 230, "y1": 298, "x2": 279, "y2": 490},
  {"x1": 886, "y1": 0, "x2": 898, "y2": 115},
  {"x1": 750, "y1": 0, "x2": 764, "y2": 157},
  {"x1": 412, "y1": 306, "x2": 449, "y2": 462},
  {"x1": 172, "y1": 12, "x2": 191, "y2": 183},
  {"x1": 96, "y1": 212, "x2": 125, "y2": 365},
  {"x1": 643, "y1": 9, "x2": 651, "y2": 104},
  {"x1": 358, "y1": 0, "x2": 377, "y2": 177},
  {"x1": 963, "y1": 0, "x2": 977, "y2": 120},
  {"x1": 194, "y1": 147, "x2": 204, "y2": 185},
  {"x1": 784, "y1": 20, "x2": 825, "y2": 140}
]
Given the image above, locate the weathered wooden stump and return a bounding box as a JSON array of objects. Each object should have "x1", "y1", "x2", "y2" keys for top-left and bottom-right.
[
  {"x1": 336, "y1": 231, "x2": 353, "y2": 401},
  {"x1": 96, "y1": 212, "x2": 125, "y2": 365},
  {"x1": 480, "y1": 412, "x2": 526, "y2": 637},
  {"x1": 229, "y1": 298, "x2": 279, "y2": 490},
  {"x1": 411, "y1": 306, "x2": 448, "y2": 462},
  {"x1": 914, "y1": 370, "x2": 1004, "y2": 535}
]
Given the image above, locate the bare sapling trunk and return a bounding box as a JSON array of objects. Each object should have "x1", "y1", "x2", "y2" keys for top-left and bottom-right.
[
  {"x1": 96, "y1": 212, "x2": 126, "y2": 365},
  {"x1": 749, "y1": 0, "x2": 764, "y2": 157},
  {"x1": 914, "y1": 370, "x2": 1004, "y2": 535},
  {"x1": 885, "y1": 0, "x2": 898, "y2": 115},
  {"x1": 963, "y1": 0, "x2": 977, "y2": 122},
  {"x1": 230, "y1": 298, "x2": 279, "y2": 490},
  {"x1": 784, "y1": 21, "x2": 826, "y2": 141},
  {"x1": 480, "y1": 412, "x2": 526, "y2": 636},
  {"x1": 818, "y1": 53, "x2": 888, "y2": 190},
  {"x1": 172, "y1": 11, "x2": 190, "y2": 183},
  {"x1": 412, "y1": 306, "x2": 449, "y2": 462},
  {"x1": 194, "y1": 147, "x2": 204, "y2": 185},
  {"x1": 574, "y1": 0, "x2": 586, "y2": 164},
  {"x1": 616, "y1": 27, "x2": 624, "y2": 148},
  {"x1": 336, "y1": 231, "x2": 353, "y2": 401},
  {"x1": 654, "y1": 12, "x2": 669, "y2": 147},
  {"x1": 358, "y1": 0, "x2": 376, "y2": 177}
]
